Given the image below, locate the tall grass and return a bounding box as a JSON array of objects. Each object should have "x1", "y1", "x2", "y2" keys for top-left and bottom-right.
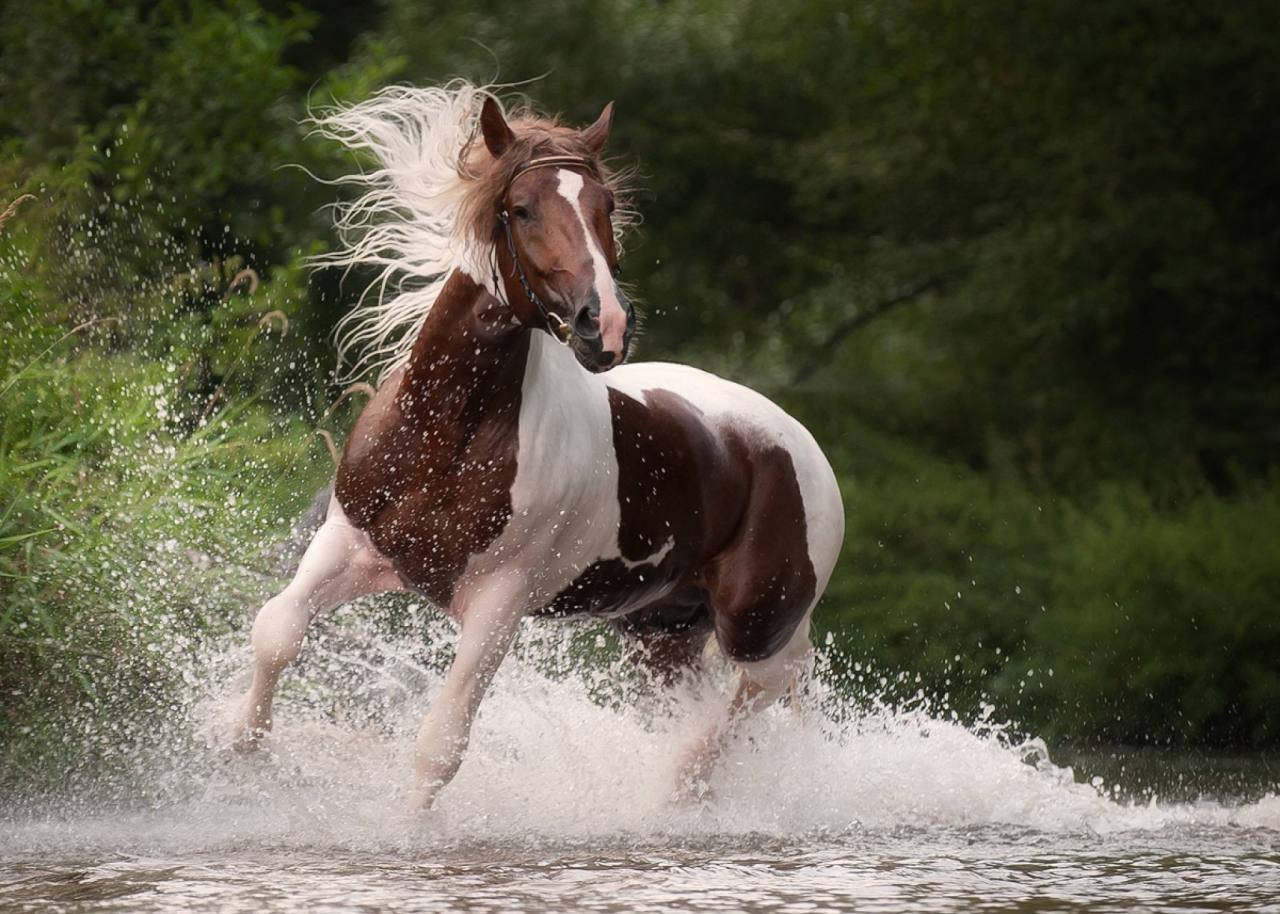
[{"x1": 0, "y1": 299, "x2": 332, "y2": 795}]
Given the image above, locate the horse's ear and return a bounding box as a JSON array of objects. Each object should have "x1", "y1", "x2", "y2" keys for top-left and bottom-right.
[
  {"x1": 581, "y1": 101, "x2": 614, "y2": 156},
  {"x1": 480, "y1": 96, "x2": 515, "y2": 158}
]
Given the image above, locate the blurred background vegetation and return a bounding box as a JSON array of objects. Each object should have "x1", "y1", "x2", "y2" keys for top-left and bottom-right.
[{"x1": 2, "y1": 0, "x2": 1278, "y2": 784}]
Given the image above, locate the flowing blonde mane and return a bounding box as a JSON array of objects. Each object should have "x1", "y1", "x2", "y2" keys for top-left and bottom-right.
[{"x1": 311, "y1": 81, "x2": 633, "y2": 382}]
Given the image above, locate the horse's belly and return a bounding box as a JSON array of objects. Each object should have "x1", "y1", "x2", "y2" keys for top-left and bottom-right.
[{"x1": 534, "y1": 555, "x2": 687, "y2": 619}]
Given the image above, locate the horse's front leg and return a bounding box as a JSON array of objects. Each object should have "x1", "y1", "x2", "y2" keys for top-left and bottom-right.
[
  {"x1": 230, "y1": 498, "x2": 403, "y2": 750},
  {"x1": 408, "y1": 573, "x2": 527, "y2": 812}
]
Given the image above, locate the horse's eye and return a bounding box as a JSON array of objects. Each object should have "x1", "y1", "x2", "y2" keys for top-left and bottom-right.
[
  {"x1": 512, "y1": 205, "x2": 531, "y2": 222},
  {"x1": 605, "y1": 195, "x2": 616, "y2": 215}
]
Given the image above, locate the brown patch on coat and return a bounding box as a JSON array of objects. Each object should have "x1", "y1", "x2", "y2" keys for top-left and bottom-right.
[
  {"x1": 700, "y1": 441, "x2": 818, "y2": 661},
  {"x1": 542, "y1": 386, "x2": 817, "y2": 663},
  {"x1": 335, "y1": 271, "x2": 528, "y2": 606}
]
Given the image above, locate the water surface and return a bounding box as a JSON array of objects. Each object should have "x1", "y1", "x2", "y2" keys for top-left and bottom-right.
[{"x1": 4, "y1": 614, "x2": 1276, "y2": 912}]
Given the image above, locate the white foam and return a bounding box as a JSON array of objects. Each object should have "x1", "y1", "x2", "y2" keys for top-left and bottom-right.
[{"x1": 4, "y1": 607, "x2": 1277, "y2": 857}]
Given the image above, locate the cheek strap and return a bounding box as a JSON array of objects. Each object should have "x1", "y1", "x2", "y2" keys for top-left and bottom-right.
[
  {"x1": 495, "y1": 209, "x2": 573, "y2": 344},
  {"x1": 490, "y1": 154, "x2": 599, "y2": 344}
]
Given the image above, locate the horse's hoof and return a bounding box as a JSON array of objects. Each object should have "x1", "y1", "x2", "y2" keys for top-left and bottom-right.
[
  {"x1": 669, "y1": 770, "x2": 713, "y2": 807},
  {"x1": 406, "y1": 783, "x2": 441, "y2": 816},
  {"x1": 230, "y1": 730, "x2": 264, "y2": 753},
  {"x1": 206, "y1": 697, "x2": 269, "y2": 753}
]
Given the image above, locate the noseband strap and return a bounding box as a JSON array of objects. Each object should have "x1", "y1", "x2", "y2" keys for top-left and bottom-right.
[{"x1": 493, "y1": 155, "x2": 599, "y2": 344}]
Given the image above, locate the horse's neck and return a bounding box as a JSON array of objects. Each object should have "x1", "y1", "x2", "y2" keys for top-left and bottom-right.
[
  {"x1": 393, "y1": 268, "x2": 607, "y2": 491},
  {"x1": 507, "y1": 325, "x2": 617, "y2": 520},
  {"x1": 396, "y1": 269, "x2": 526, "y2": 426}
]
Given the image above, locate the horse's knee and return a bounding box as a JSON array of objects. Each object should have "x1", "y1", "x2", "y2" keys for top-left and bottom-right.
[
  {"x1": 730, "y1": 614, "x2": 813, "y2": 702},
  {"x1": 347, "y1": 546, "x2": 401, "y2": 591},
  {"x1": 250, "y1": 595, "x2": 308, "y2": 670},
  {"x1": 247, "y1": 514, "x2": 399, "y2": 672},
  {"x1": 740, "y1": 641, "x2": 810, "y2": 692}
]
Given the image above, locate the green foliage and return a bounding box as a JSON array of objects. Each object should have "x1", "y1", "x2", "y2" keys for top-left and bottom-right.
[
  {"x1": 0, "y1": 344, "x2": 333, "y2": 791},
  {"x1": 0, "y1": 0, "x2": 1277, "y2": 769},
  {"x1": 0, "y1": 0, "x2": 360, "y2": 779},
  {"x1": 1026, "y1": 482, "x2": 1280, "y2": 747},
  {"x1": 0, "y1": 0, "x2": 392, "y2": 406},
  {"x1": 814, "y1": 419, "x2": 1056, "y2": 700},
  {"x1": 0, "y1": 253, "x2": 334, "y2": 789},
  {"x1": 808, "y1": 411, "x2": 1280, "y2": 748}
]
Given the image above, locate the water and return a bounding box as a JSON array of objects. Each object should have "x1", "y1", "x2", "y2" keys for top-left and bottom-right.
[
  {"x1": 3, "y1": 610, "x2": 1278, "y2": 912},
  {"x1": 4, "y1": 831, "x2": 1279, "y2": 914}
]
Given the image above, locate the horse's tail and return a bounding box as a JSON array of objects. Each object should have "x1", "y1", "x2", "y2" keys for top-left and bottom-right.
[{"x1": 270, "y1": 485, "x2": 333, "y2": 576}]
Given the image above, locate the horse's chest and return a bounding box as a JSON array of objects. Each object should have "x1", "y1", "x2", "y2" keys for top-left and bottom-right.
[{"x1": 346, "y1": 405, "x2": 522, "y2": 606}]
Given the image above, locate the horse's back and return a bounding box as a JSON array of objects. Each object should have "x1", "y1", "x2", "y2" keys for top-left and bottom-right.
[{"x1": 607, "y1": 361, "x2": 844, "y2": 563}]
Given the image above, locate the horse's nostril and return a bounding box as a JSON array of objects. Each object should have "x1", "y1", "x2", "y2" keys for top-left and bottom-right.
[{"x1": 574, "y1": 305, "x2": 600, "y2": 339}]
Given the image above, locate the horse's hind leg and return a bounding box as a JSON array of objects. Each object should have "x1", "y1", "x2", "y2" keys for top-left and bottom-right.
[
  {"x1": 671, "y1": 444, "x2": 827, "y2": 797},
  {"x1": 229, "y1": 496, "x2": 403, "y2": 750},
  {"x1": 673, "y1": 611, "x2": 814, "y2": 798},
  {"x1": 613, "y1": 593, "x2": 714, "y2": 690}
]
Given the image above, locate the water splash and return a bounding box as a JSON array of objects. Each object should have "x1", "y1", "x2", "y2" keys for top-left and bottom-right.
[{"x1": 4, "y1": 597, "x2": 1277, "y2": 860}]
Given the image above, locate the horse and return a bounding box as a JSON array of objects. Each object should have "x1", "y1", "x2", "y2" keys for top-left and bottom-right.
[{"x1": 228, "y1": 83, "x2": 844, "y2": 811}]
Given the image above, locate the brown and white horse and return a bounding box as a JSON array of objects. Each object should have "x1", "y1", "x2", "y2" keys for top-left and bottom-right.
[{"x1": 229, "y1": 83, "x2": 844, "y2": 811}]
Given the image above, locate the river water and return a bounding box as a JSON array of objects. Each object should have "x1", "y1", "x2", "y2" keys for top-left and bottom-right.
[{"x1": 3, "y1": 612, "x2": 1277, "y2": 912}]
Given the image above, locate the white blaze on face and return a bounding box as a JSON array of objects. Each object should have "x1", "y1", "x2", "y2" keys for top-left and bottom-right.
[{"x1": 557, "y1": 169, "x2": 627, "y2": 357}]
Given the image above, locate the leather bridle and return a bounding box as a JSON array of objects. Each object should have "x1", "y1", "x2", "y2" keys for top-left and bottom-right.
[{"x1": 493, "y1": 154, "x2": 600, "y2": 344}]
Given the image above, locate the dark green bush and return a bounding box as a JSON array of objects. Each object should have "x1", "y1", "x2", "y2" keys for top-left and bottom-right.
[
  {"x1": 1, "y1": 0, "x2": 1277, "y2": 774},
  {"x1": 1025, "y1": 483, "x2": 1280, "y2": 747}
]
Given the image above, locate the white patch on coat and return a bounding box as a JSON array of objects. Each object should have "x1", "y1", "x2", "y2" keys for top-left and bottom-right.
[
  {"x1": 619, "y1": 536, "x2": 674, "y2": 570},
  {"x1": 604, "y1": 362, "x2": 845, "y2": 598},
  {"x1": 556, "y1": 170, "x2": 628, "y2": 356},
  {"x1": 460, "y1": 333, "x2": 622, "y2": 608}
]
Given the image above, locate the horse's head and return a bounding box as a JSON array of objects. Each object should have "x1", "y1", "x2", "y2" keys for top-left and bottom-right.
[{"x1": 480, "y1": 98, "x2": 634, "y2": 372}]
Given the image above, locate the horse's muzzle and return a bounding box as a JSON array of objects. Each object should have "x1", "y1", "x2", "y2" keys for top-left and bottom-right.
[
  {"x1": 567, "y1": 289, "x2": 633, "y2": 371},
  {"x1": 572, "y1": 333, "x2": 630, "y2": 372}
]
